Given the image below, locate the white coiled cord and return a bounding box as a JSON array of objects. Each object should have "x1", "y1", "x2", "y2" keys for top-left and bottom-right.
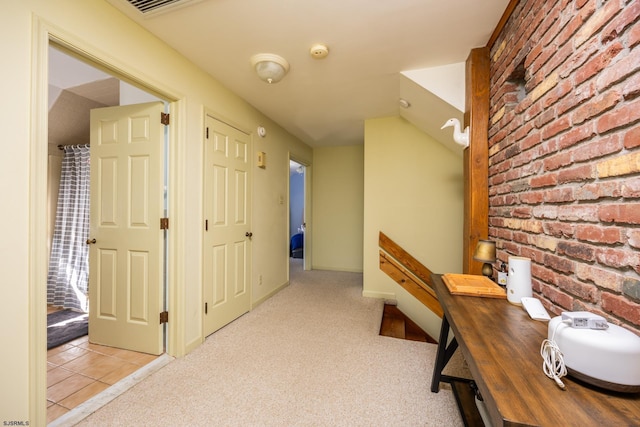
[{"x1": 540, "y1": 319, "x2": 571, "y2": 390}]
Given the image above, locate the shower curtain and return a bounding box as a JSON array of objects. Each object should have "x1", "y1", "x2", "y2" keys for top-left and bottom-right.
[{"x1": 47, "y1": 144, "x2": 91, "y2": 312}]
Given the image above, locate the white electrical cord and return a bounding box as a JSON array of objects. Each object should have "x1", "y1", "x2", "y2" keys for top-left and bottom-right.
[{"x1": 540, "y1": 319, "x2": 571, "y2": 390}]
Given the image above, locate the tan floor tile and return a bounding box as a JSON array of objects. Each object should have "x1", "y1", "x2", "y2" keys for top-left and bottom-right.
[
  {"x1": 47, "y1": 343, "x2": 74, "y2": 357},
  {"x1": 79, "y1": 341, "x2": 125, "y2": 356},
  {"x1": 47, "y1": 373, "x2": 94, "y2": 403},
  {"x1": 58, "y1": 381, "x2": 110, "y2": 410},
  {"x1": 46, "y1": 403, "x2": 69, "y2": 423},
  {"x1": 48, "y1": 346, "x2": 88, "y2": 366},
  {"x1": 116, "y1": 350, "x2": 159, "y2": 366},
  {"x1": 67, "y1": 335, "x2": 89, "y2": 346},
  {"x1": 100, "y1": 361, "x2": 140, "y2": 385},
  {"x1": 62, "y1": 352, "x2": 124, "y2": 379},
  {"x1": 47, "y1": 366, "x2": 75, "y2": 387}
]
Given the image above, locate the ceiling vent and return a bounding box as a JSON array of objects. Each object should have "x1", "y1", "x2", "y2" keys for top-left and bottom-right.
[{"x1": 125, "y1": 0, "x2": 198, "y2": 14}]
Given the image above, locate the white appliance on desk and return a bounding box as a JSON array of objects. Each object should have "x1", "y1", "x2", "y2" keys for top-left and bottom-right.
[{"x1": 548, "y1": 315, "x2": 640, "y2": 393}]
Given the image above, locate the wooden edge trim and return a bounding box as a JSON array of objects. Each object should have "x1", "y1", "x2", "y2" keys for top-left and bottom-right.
[
  {"x1": 486, "y1": 0, "x2": 520, "y2": 50},
  {"x1": 380, "y1": 252, "x2": 444, "y2": 318},
  {"x1": 378, "y1": 232, "x2": 434, "y2": 289}
]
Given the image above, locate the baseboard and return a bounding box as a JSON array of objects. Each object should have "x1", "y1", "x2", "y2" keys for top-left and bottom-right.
[
  {"x1": 252, "y1": 280, "x2": 290, "y2": 309},
  {"x1": 362, "y1": 290, "x2": 396, "y2": 300}
]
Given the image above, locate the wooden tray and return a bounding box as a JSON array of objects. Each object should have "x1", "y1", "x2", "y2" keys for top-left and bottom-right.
[{"x1": 442, "y1": 273, "x2": 506, "y2": 299}]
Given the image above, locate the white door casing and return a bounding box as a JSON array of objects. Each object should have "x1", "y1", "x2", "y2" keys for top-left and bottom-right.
[
  {"x1": 88, "y1": 101, "x2": 165, "y2": 355},
  {"x1": 203, "y1": 116, "x2": 251, "y2": 336}
]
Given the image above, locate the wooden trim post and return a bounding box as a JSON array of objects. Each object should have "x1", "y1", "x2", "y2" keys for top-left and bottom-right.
[{"x1": 463, "y1": 47, "x2": 490, "y2": 274}]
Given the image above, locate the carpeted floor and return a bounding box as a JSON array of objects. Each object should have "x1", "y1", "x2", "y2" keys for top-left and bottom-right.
[{"x1": 77, "y1": 260, "x2": 467, "y2": 426}]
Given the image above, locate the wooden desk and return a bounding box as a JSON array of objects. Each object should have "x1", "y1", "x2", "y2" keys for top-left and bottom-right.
[{"x1": 430, "y1": 274, "x2": 640, "y2": 427}]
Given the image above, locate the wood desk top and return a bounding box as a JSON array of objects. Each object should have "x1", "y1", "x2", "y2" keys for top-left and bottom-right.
[{"x1": 432, "y1": 274, "x2": 640, "y2": 427}]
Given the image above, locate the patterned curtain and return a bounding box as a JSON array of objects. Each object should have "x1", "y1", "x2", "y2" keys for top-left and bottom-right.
[{"x1": 47, "y1": 145, "x2": 91, "y2": 312}]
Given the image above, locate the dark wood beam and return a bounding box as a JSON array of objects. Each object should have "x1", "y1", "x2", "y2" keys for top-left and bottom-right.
[{"x1": 463, "y1": 48, "x2": 490, "y2": 274}]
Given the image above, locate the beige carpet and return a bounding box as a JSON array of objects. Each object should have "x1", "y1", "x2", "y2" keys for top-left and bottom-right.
[{"x1": 77, "y1": 260, "x2": 466, "y2": 426}]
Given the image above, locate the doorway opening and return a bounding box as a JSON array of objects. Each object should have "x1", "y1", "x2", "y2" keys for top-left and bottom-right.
[
  {"x1": 289, "y1": 159, "x2": 308, "y2": 276},
  {"x1": 46, "y1": 43, "x2": 170, "y2": 423}
]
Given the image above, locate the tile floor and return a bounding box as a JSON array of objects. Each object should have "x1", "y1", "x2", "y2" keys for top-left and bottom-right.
[{"x1": 46, "y1": 309, "x2": 160, "y2": 424}]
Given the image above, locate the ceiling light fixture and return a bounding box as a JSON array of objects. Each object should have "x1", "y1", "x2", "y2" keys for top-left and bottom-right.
[{"x1": 250, "y1": 53, "x2": 290, "y2": 84}]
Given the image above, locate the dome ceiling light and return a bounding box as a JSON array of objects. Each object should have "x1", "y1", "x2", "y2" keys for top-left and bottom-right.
[{"x1": 250, "y1": 53, "x2": 290, "y2": 84}]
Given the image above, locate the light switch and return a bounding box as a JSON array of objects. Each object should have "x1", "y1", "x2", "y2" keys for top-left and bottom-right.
[{"x1": 257, "y1": 151, "x2": 266, "y2": 168}]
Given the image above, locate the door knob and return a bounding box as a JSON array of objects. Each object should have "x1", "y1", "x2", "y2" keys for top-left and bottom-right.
[
  {"x1": 86, "y1": 238, "x2": 96, "y2": 244},
  {"x1": 245, "y1": 232, "x2": 253, "y2": 239}
]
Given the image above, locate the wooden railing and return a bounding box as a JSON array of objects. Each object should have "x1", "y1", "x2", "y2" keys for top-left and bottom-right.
[{"x1": 378, "y1": 232, "x2": 443, "y2": 318}]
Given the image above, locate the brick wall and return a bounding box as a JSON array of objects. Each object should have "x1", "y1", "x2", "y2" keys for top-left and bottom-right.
[{"x1": 488, "y1": 0, "x2": 640, "y2": 334}]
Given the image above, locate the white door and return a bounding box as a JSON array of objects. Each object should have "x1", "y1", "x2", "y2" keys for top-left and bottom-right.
[
  {"x1": 88, "y1": 102, "x2": 165, "y2": 355},
  {"x1": 203, "y1": 116, "x2": 251, "y2": 336}
]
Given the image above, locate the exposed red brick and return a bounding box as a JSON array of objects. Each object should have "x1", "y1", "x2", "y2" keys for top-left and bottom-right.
[
  {"x1": 557, "y1": 164, "x2": 594, "y2": 183},
  {"x1": 543, "y1": 221, "x2": 575, "y2": 238},
  {"x1": 542, "y1": 116, "x2": 572, "y2": 140},
  {"x1": 574, "y1": 0, "x2": 622, "y2": 47},
  {"x1": 572, "y1": 90, "x2": 621, "y2": 124},
  {"x1": 544, "y1": 151, "x2": 572, "y2": 171},
  {"x1": 572, "y1": 134, "x2": 622, "y2": 162},
  {"x1": 630, "y1": 19, "x2": 640, "y2": 48},
  {"x1": 557, "y1": 241, "x2": 596, "y2": 262},
  {"x1": 557, "y1": 275, "x2": 599, "y2": 303},
  {"x1": 558, "y1": 122, "x2": 596, "y2": 149},
  {"x1": 490, "y1": 0, "x2": 639, "y2": 330},
  {"x1": 530, "y1": 173, "x2": 557, "y2": 188},
  {"x1": 533, "y1": 205, "x2": 559, "y2": 219},
  {"x1": 544, "y1": 188, "x2": 574, "y2": 203},
  {"x1": 575, "y1": 41, "x2": 624, "y2": 86},
  {"x1": 623, "y1": 123, "x2": 640, "y2": 149},
  {"x1": 628, "y1": 229, "x2": 640, "y2": 250},
  {"x1": 597, "y1": 44, "x2": 640, "y2": 91},
  {"x1": 601, "y1": 293, "x2": 640, "y2": 326},
  {"x1": 575, "y1": 263, "x2": 623, "y2": 291},
  {"x1": 575, "y1": 181, "x2": 621, "y2": 200},
  {"x1": 602, "y1": 0, "x2": 640, "y2": 47},
  {"x1": 595, "y1": 247, "x2": 640, "y2": 272},
  {"x1": 596, "y1": 96, "x2": 640, "y2": 134},
  {"x1": 575, "y1": 224, "x2": 622, "y2": 245},
  {"x1": 557, "y1": 80, "x2": 596, "y2": 115},
  {"x1": 622, "y1": 69, "x2": 640, "y2": 101},
  {"x1": 599, "y1": 203, "x2": 640, "y2": 224},
  {"x1": 541, "y1": 284, "x2": 574, "y2": 310},
  {"x1": 544, "y1": 253, "x2": 574, "y2": 274}
]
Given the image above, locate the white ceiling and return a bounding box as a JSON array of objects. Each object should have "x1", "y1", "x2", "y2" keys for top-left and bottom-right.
[{"x1": 79, "y1": 0, "x2": 509, "y2": 148}]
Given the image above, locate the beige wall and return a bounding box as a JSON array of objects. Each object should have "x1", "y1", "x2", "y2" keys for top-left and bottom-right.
[
  {"x1": 311, "y1": 145, "x2": 364, "y2": 272},
  {"x1": 363, "y1": 116, "x2": 463, "y2": 339},
  {"x1": 1, "y1": 0, "x2": 311, "y2": 422}
]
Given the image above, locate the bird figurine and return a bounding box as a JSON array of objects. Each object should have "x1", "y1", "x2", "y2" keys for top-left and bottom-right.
[{"x1": 441, "y1": 118, "x2": 470, "y2": 147}]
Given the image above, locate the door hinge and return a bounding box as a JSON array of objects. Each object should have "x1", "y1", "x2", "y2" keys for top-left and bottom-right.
[
  {"x1": 205, "y1": 302, "x2": 208, "y2": 315},
  {"x1": 159, "y1": 311, "x2": 169, "y2": 324},
  {"x1": 160, "y1": 218, "x2": 169, "y2": 230},
  {"x1": 206, "y1": 127, "x2": 209, "y2": 139},
  {"x1": 161, "y1": 112, "x2": 170, "y2": 125}
]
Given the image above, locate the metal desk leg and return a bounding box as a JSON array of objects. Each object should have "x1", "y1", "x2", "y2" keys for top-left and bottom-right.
[{"x1": 430, "y1": 315, "x2": 458, "y2": 392}]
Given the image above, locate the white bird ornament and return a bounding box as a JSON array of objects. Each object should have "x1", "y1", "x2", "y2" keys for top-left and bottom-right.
[{"x1": 441, "y1": 118, "x2": 470, "y2": 148}]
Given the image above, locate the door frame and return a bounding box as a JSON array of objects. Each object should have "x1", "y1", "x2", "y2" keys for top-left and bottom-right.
[
  {"x1": 29, "y1": 18, "x2": 186, "y2": 423},
  {"x1": 288, "y1": 154, "x2": 311, "y2": 272}
]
